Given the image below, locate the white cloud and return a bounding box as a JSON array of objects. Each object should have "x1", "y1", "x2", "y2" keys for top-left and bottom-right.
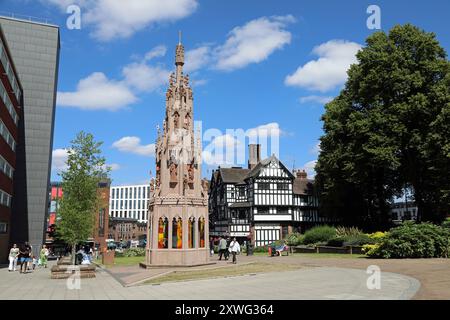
[
  {"x1": 246, "y1": 122, "x2": 283, "y2": 139},
  {"x1": 45, "y1": 0, "x2": 199, "y2": 41},
  {"x1": 122, "y1": 62, "x2": 170, "y2": 92},
  {"x1": 112, "y1": 136, "x2": 155, "y2": 157},
  {"x1": 299, "y1": 95, "x2": 333, "y2": 105},
  {"x1": 214, "y1": 15, "x2": 295, "y2": 71},
  {"x1": 202, "y1": 134, "x2": 241, "y2": 167},
  {"x1": 57, "y1": 72, "x2": 138, "y2": 111},
  {"x1": 144, "y1": 45, "x2": 167, "y2": 61},
  {"x1": 185, "y1": 46, "x2": 211, "y2": 73},
  {"x1": 310, "y1": 142, "x2": 321, "y2": 155},
  {"x1": 52, "y1": 149, "x2": 69, "y2": 172},
  {"x1": 303, "y1": 160, "x2": 317, "y2": 178},
  {"x1": 285, "y1": 40, "x2": 362, "y2": 92}
]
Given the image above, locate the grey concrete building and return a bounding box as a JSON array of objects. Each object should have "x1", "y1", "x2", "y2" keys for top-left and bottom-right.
[{"x1": 0, "y1": 16, "x2": 60, "y2": 256}]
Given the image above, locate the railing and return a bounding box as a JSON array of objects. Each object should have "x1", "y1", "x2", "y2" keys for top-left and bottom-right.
[{"x1": 0, "y1": 12, "x2": 53, "y2": 25}]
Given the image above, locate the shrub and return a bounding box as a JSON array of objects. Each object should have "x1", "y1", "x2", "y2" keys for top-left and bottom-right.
[
  {"x1": 366, "y1": 222, "x2": 450, "y2": 258},
  {"x1": 327, "y1": 234, "x2": 375, "y2": 247},
  {"x1": 285, "y1": 233, "x2": 303, "y2": 246},
  {"x1": 442, "y1": 218, "x2": 450, "y2": 229},
  {"x1": 123, "y1": 247, "x2": 145, "y2": 257},
  {"x1": 368, "y1": 231, "x2": 388, "y2": 242},
  {"x1": 253, "y1": 246, "x2": 269, "y2": 253},
  {"x1": 303, "y1": 225, "x2": 336, "y2": 245},
  {"x1": 327, "y1": 237, "x2": 345, "y2": 247},
  {"x1": 335, "y1": 226, "x2": 363, "y2": 238},
  {"x1": 343, "y1": 233, "x2": 375, "y2": 246}
]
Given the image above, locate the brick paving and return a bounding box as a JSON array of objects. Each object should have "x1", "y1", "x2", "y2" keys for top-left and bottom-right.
[{"x1": 0, "y1": 255, "x2": 424, "y2": 300}]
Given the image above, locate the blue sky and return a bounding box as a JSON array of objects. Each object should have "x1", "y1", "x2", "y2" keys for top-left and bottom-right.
[{"x1": 2, "y1": 0, "x2": 449, "y2": 186}]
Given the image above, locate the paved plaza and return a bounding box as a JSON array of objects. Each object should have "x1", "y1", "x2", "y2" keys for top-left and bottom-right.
[{"x1": 0, "y1": 256, "x2": 422, "y2": 300}]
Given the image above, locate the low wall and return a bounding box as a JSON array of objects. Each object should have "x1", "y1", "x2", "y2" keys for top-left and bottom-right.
[{"x1": 293, "y1": 246, "x2": 364, "y2": 254}]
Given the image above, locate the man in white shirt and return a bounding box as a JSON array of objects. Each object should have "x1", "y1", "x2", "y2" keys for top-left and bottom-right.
[{"x1": 229, "y1": 238, "x2": 241, "y2": 264}]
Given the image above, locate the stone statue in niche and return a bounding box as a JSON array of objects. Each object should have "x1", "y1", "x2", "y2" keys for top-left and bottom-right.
[
  {"x1": 173, "y1": 112, "x2": 179, "y2": 128},
  {"x1": 169, "y1": 161, "x2": 178, "y2": 182},
  {"x1": 184, "y1": 75, "x2": 189, "y2": 87},
  {"x1": 183, "y1": 113, "x2": 191, "y2": 130},
  {"x1": 187, "y1": 162, "x2": 194, "y2": 182},
  {"x1": 166, "y1": 89, "x2": 172, "y2": 100}
]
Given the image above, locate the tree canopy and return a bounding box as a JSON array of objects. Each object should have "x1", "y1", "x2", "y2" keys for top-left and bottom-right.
[
  {"x1": 316, "y1": 24, "x2": 450, "y2": 229},
  {"x1": 56, "y1": 132, "x2": 110, "y2": 253}
]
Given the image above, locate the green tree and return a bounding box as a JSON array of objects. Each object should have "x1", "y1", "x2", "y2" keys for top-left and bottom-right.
[
  {"x1": 316, "y1": 24, "x2": 450, "y2": 229},
  {"x1": 56, "y1": 132, "x2": 110, "y2": 264}
]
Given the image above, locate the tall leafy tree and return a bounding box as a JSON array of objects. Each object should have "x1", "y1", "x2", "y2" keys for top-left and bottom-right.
[
  {"x1": 316, "y1": 24, "x2": 450, "y2": 229},
  {"x1": 57, "y1": 132, "x2": 110, "y2": 264}
]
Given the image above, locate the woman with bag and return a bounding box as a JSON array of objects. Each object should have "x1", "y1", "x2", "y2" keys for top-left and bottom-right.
[{"x1": 229, "y1": 238, "x2": 240, "y2": 264}]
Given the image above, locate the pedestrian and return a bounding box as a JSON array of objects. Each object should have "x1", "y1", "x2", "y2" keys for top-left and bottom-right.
[
  {"x1": 31, "y1": 254, "x2": 38, "y2": 270},
  {"x1": 19, "y1": 242, "x2": 31, "y2": 274},
  {"x1": 218, "y1": 237, "x2": 227, "y2": 260},
  {"x1": 40, "y1": 245, "x2": 49, "y2": 268},
  {"x1": 229, "y1": 237, "x2": 241, "y2": 264},
  {"x1": 8, "y1": 244, "x2": 19, "y2": 272},
  {"x1": 224, "y1": 237, "x2": 231, "y2": 260}
]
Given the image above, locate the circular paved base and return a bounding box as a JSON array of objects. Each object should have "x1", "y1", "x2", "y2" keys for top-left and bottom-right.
[{"x1": 0, "y1": 264, "x2": 420, "y2": 300}]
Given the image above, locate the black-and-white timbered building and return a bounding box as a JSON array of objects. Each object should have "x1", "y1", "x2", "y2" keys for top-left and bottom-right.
[{"x1": 208, "y1": 144, "x2": 327, "y2": 247}]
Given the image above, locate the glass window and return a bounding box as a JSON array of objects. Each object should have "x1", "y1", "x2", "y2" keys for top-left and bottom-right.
[
  {"x1": 188, "y1": 217, "x2": 195, "y2": 248},
  {"x1": 172, "y1": 218, "x2": 182, "y2": 249},
  {"x1": 158, "y1": 218, "x2": 168, "y2": 249},
  {"x1": 198, "y1": 217, "x2": 205, "y2": 248}
]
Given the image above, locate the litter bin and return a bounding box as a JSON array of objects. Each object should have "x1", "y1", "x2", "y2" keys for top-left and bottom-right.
[{"x1": 246, "y1": 243, "x2": 254, "y2": 256}]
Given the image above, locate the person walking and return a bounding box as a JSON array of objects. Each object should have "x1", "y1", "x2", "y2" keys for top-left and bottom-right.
[
  {"x1": 40, "y1": 245, "x2": 49, "y2": 268},
  {"x1": 8, "y1": 244, "x2": 19, "y2": 272},
  {"x1": 224, "y1": 237, "x2": 231, "y2": 260},
  {"x1": 18, "y1": 242, "x2": 31, "y2": 274},
  {"x1": 229, "y1": 238, "x2": 241, "y2": 264},
  {"x1": 218, "y1": 237, "x2": 227, "y2": 260}
]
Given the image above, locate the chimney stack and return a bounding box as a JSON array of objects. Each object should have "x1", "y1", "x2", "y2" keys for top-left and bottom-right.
[
  {"x1": 296, "y1": 169, "x2": 307, "y2": 179},
  {"x1": 248, "y1": 144, "x2": 261, "y2": 169}
]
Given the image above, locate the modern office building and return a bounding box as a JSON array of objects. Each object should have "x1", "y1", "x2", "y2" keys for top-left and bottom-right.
[
  {"x1": 109, "y1": 185, "x2": 151, "y2": 223},
  {"x1": 0, "y1": 25, "x2": 23, "y2": 262},
  {"x1": 0, "y1": 16, "x2": 60, "y2": 257}
]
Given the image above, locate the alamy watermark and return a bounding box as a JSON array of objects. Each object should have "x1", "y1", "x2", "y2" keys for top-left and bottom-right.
[
  {"x1": 367, "y1": 5, "x2": 382, "y2": 30},
  {"x1": 66, "y1": 5, "x2": 81, "y2": 30},
  {"x1": 66, "y1": 265, "x2": 81, "y2": 290},
  {"x1": 366, "y1": 265, "x2": 381, "y2": 290}
]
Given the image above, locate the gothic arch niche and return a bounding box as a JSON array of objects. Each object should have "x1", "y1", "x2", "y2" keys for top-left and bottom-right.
[
  {"x1": 198, "y1": 217, "x2": 205, "y2": 248},
  {"x1": 183, "y1": 113, "x2": 191, "y2": 130},
  {"x1": 173, "y1": 111, "x2": 180, "y2": 128},
  {"x1": 188, "y1": 217, "x2": 196, "y2": 248},
  {"x1": 172, "y1": 217, "x2": 183, "y2": 249},
  {"x1": 158, "y1": 217, "x2": 168, "y2": 249}
]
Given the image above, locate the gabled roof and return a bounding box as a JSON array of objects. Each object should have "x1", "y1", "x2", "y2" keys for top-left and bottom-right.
[
  {"x1": 293, "y1": 178, "x2": 315, "y2": 195},
  {"x1": 245, "y1": 154, "x2": 295, "y2": 180},
  {"x1": 219, "y1": 167, "x2": 250, "y2": 184}
]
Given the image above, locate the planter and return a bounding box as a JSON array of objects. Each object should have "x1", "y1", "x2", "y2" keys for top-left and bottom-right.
[
  {"x1": 293, "y1": 246, "x2": 316, "y2": 254},
  {"x1": 51, "y1": 264, "x2": 96, "y2": 279}
]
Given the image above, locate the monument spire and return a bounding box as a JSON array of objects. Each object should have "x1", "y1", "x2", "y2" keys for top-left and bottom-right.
[{"x1": 175, "y1": 31, "x2": 184, "y2": 83}]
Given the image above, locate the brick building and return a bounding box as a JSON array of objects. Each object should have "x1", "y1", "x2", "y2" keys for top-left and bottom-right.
[{"x1": 0, "y1": 25, "x2": 23, "y2": 262}]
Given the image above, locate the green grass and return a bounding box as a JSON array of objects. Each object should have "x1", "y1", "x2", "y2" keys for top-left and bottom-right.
[
  {"x1": 292, "y1": 253, "x2": 366, "y2": 259},
  {"x1": 250, "y1": 252, "x2": 365, "y2": 259},
  {"x1": 143, "y1": 262, "x2": 303, "y2": 285},
  {"x1": 95, "y1": 255, "x2": 144, "y2": 267}
]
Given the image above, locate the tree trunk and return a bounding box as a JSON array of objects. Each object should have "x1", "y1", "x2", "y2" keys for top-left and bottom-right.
[{"x1": 71, "y1": 243, "x2": 76, "y2": 265}]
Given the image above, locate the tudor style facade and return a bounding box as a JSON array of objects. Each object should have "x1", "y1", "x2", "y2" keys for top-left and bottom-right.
[{"x1": 209, "y1": 145, "x2": 326, "y2": 247}]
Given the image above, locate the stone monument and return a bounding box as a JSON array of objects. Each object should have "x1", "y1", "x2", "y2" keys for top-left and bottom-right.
[{"x1": 142, "y1": 35, "x2": 211, "y2": 267}]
